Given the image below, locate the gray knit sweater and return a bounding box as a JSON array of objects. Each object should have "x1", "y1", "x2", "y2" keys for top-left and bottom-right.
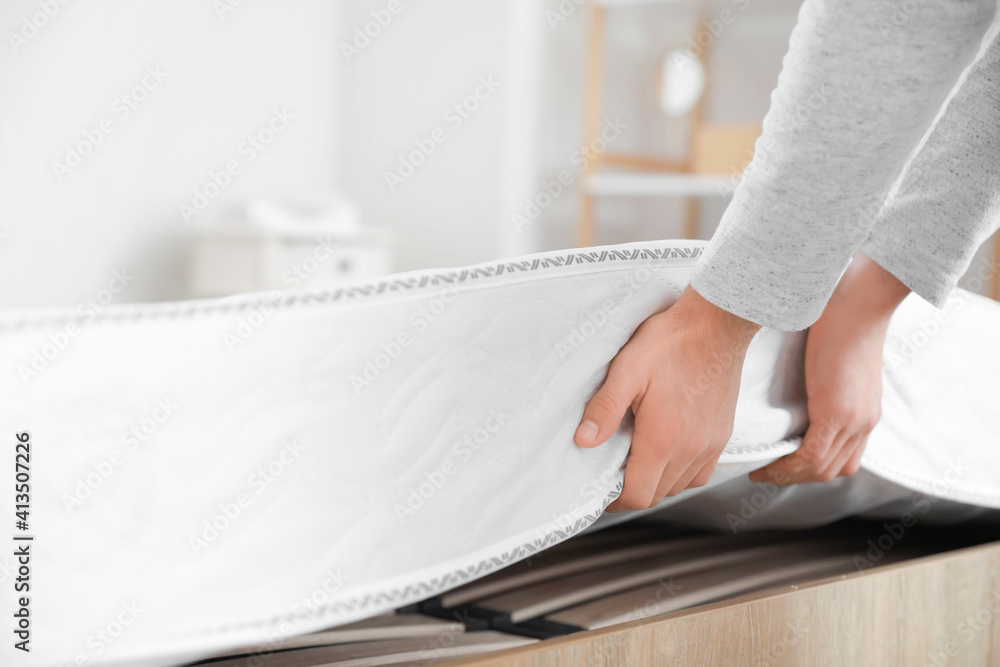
[{"x1": 692, "y1": 0, "x2": 1000, "y2": 331}]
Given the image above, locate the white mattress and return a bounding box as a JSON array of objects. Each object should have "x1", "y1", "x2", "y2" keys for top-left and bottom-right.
[{"x1": 2, "y1": 240, "x2": 999, "y2": 666}]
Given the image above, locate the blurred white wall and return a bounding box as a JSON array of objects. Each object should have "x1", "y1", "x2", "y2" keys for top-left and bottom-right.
[
  {"x1": 337, "y1": 0, "x2": 535, "y2": 271},
  {"x1": 0, "y1": 0, "x2": 340, "y2": 307},
  {"x1": 2, "y1": 0, "x2": 888, "y2": 308},
  {"x1": 337, "y1": 0, "x2": 802, "y2": 272}
]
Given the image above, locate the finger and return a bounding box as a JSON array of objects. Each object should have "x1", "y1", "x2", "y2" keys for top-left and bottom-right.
[
  {"x1": 747, "y1": 464, "x2": 771, "y2": 484},
  {"x1": 786, "y1": 428, "x2": 854, "y2": 484},
  {"x1": 818, "y1": 434, "x2": 863, "y2": 482},
  {"x1": 607, "y1": 449, "x2": 665, "y2": 512},
  {"x1": 748, "y1": 463, "x2": 793, "y2": 486},
  {"x1": 665, "y1": 450, "x2": 721, "y2": 498},
  {"x1": 840, "y1": 434, "x2": 869, "y2": 477},
  {"x1": 649, "y1": 460, "x2": 687, "y2": 508},
  {"x1": 689, "y1": 453, "x2": 721, "y2": 488},
  {"x1": 606, "y1": 435, "x2": 666, "y2": 512},
  {"x1": 750, "y1": 418, "x2": 840, "y2": 484},
  {"x1": 575, "y1": 359, "x2": 643, "y2": 449},
  {"x1": 794, "y1": 417, "x2": 844, "y2": 474}
]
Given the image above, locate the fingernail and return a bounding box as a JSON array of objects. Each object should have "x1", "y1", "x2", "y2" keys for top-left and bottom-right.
[{"x1": 576, "y1": 420, "x2": 599, "y2": 442}]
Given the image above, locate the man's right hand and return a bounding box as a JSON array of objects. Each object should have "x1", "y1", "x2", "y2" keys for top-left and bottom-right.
[{"x1": 575, "y1": 286, "x2": 761, "y2": 511}]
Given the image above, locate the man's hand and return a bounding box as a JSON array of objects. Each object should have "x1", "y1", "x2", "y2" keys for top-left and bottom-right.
[
  {"x1": 574, "y1": 286, "x2": 761, "y2": 512},
  {"x1": 749, "y1": 253, "x2": 911, "y2": 485}
]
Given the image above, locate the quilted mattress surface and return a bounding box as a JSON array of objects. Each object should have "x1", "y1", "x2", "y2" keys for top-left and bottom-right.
[{"x1": 2, "y1": 239, "x2": 999, "y2": 666}]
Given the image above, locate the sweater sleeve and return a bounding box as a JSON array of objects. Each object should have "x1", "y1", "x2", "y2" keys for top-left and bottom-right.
[
  {"x1": 690, "y1": 0, "x2": 995, "y2": 331},
  {"x1": 861, "y1": 22, "x2": 1000, "y2": 307}
]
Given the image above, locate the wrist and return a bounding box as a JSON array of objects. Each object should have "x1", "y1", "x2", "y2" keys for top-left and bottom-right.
[
  {"x1": 673, "y1": 285, "x2": 762, "y2": 348},
  {"x1": 826, "y1": 253, "x2": 910, "y2": 329}
]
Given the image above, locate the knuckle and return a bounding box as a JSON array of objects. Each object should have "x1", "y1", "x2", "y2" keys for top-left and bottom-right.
[
  {"x1": 611, "y1": 352, "x2": 645, "y2": 381},
  {"x1": 715, "y1": 430, "x2": 734, "y2": 450},
  {"x1": 770, "y1": 469, "x2": 792, "y2": 485},
  {"x1": 674, "y1": 443, "x2": 703, "y2": 462},
  {"x1": 792, "y1": 449, "x2": 819, "y2": 468},
  {"x1": 806, "y1": 426, "x2": 835, "y2": 445},
  {"x1": 864, "y1": 411, "x2": 882, "y2": 432},
  {"x1": 619, "y1": 492, "x2": 651, "y2": 511},
  {"x1": 816, "y1": 468, "x2": 838, "y2": 483},
  {"x1": 625, "y1": 498, "x2": 649, "y2": 511},
  {"x1": 589, "y1": 391, "x2": 623, "y2": 418},
  {"x1": 689, "y1": 475, "x2": 710, "y2": 489}
]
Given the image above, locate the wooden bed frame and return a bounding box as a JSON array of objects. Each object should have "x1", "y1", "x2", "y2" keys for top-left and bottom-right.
[
  {"x1": 445, "y1": 539, "x2": 1000, "y2": 666},
  {"x1": 191, "y1": 522, "x2": 1000, "y2": 666}
]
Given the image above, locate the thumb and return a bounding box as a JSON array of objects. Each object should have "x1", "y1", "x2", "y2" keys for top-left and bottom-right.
[{"x1": 575, "y1": 361, "x2": 641, "y2": 448}]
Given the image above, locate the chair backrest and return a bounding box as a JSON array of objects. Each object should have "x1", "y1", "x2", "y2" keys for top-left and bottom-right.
[{"x1": 690, "y1": 123, "x2": 760, "y2": 176}]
